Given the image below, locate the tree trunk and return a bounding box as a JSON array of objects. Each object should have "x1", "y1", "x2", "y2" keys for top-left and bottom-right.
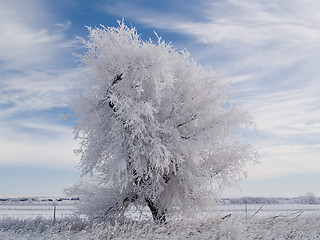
[{"x1": 145, "y1": 198, "x2": 166, "y2": 223}]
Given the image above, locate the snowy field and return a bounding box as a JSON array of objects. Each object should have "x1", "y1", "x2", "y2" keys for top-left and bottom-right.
[
  {"x1": 0, "y1": 200, "x2": 75, "y2": 220},
  {"x1": 1, "y1": 200, "x2": 320, "y2": 239},
  {"x1": 2, "y1": 199, "x2": 320, "y2": 219}
]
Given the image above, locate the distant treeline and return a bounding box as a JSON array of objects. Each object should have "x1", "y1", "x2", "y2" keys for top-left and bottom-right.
[
  {"x1": 222, "y1": 197, "x2": 280, "y2": 205},
  {"x1": 0, "y1": 197, "x2": 80, "y2": 202},
  {"x1": 1, "y1": 194, "x2": 319, "y2": 205},
  {"x1": 222, "y1": 193, "x2": 320, "y2": 205}
]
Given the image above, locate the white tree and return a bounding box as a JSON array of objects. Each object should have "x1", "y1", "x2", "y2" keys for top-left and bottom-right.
[
  {"x1": 69, "y1": 20, "x2": 257, "y2": 223},
  {"x1": 299, "y1": 192, "x2": 319, "y2": 204}
]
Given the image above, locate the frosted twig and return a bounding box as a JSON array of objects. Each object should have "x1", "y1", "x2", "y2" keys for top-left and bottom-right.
[
  {"x1": 221, "y1": 213, "x2": 231, "y2": 220},
  {"x1": 252, "y1": 205, "x2": 264, "y2": 217}
]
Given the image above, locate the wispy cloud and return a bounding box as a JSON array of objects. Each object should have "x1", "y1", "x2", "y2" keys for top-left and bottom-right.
[
  {"x1": 0, "y1": 1, "x2": 75, "y2": 71},
  {"x1": 103, "y1": 0, "x2": 320, "y2": 71},
  {"x1": 0, "y1": 127, "x2": 78, "y2": 168},
  {"x1": 0, "y1": 0, "x2": 77, "y2": 111},
  {"x1": 0, "y1": 0, "x2": 77, "y2": 167},
  {"x1": 0, "y1": 70, "x2": 76, "y2": 119},
  {"x1": 246, "y1": 143, "x2": 320, "y2": 180}
]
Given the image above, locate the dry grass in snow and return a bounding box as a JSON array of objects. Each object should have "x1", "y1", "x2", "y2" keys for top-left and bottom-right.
[{"x1": 0, "y1": 214, "x2": 320, "y2": 239}]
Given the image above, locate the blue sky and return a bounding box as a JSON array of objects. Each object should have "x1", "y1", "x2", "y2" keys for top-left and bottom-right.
[{"x1": 1, "y1": 0, "x2": 320, "y2": 198}]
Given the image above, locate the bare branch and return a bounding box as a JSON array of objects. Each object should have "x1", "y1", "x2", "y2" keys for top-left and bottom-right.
[
  {"x1": 112, "y1": 73, "x2": 123, "y2": 86},
  {"x1": 97, "y1": 74, "x2": 123, "y2": 109},
  {"x1": 177, "y1": 114, "x2": 197, "y2": 128},
  {"x1": 252, "y1": 205, "x2": 264, "y2": 217}
]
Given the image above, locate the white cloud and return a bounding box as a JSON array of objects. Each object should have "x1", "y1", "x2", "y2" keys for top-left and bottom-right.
[
  {"x1": 0, "y1": 0, "x2": 79, "y2": 168},
  {"x1": 0, "y1": 70, "x2": 77, "y2": 119},
  {"x1": 0, "y1": 131, "x2": 78, "y2": 169},
  {"x1": 106, "y1": 0, "x2": 320, "y2": 71},
  {"x1": 0, "y1": 103, "x2": 78, "y2": 168},
  {"x1": 55, "y1": 21, "x2": 72, "y2": 31},
  {"x1": 0, "y1": 0, "x2": 75, "y2": 71},
  {"x1": 0, "y1": 0, "x2": 77, "y2": 116},
  {"x1": 246, "y1": 144, "x2": 320, "y2": 180},
  {"x1": 239, "y1": 85, "x2": 320, "y2": 180},
  {"x1": 241, "y1": 86, "x2": 320, "y2": 136}
]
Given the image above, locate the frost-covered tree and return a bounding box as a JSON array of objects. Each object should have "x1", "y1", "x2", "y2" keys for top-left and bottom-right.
[
  {"x1": 298, "y1": 192, "x2": 319, "y2": 205},
  {"x1": 70, "y1": 20, "x2": 257, "y2": 223}
]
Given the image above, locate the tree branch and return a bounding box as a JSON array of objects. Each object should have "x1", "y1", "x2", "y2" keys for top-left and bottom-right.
[
  {"x1": 112, "y1": 73, "x2": 123, "y2": 86},
  {"x1": 177, "y1": 114, "x2": 197, "y2": 128},
  {"x1": 97, "y1": 74, "x2": 123, "y2": 110}
]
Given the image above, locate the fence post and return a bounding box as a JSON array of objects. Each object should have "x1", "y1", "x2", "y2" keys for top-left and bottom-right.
[{"x1": 53, "y1": 200, "x2": 58, "y2": 222}]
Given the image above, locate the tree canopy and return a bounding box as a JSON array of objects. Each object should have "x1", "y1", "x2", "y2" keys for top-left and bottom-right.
[{"x1": 69, "y1": 20, "x2": 257, "y2": 222}]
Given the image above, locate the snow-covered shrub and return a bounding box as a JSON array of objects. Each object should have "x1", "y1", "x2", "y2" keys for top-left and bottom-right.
[
  {"x1": 297, "y1": 192, "x2": 320, "y2": 204},
  {"x1": 69, "y1": 20, "x2": 257, "y2": 222}
]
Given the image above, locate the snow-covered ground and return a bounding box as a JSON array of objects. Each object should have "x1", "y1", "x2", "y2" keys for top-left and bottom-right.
[
  {"x1": 1, "y1": 200, "x2": 320, "y2": 239},
  {"x1": 0, "y1": 213, "x2": 320, "y2": 239}
]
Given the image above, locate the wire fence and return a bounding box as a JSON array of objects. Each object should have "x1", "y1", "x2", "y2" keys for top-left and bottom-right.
[{"x1": 1, "y1": 201, "x2": 320, "y2": 220}]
